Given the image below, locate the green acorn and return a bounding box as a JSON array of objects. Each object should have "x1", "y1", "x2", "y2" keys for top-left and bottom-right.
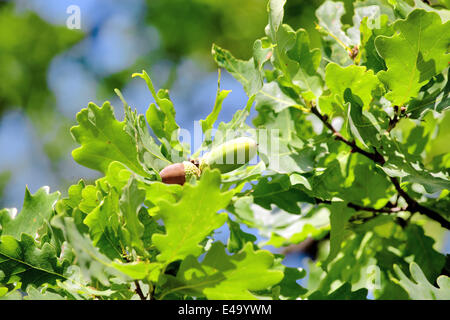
[
  {"x1": 160, "y1": 161, "x2": 201, "y2": 185},
  {"x1": 199, "y1": 137, "x2": 258, "y2": 174}
]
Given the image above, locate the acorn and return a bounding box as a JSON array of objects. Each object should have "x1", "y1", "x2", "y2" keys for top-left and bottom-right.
[
  {"x1": 199, "y1": 137, "x2": 258, "y2": 174},
  {"x1": 159, "y1": 161, "x2": 201, "y2": 185}
]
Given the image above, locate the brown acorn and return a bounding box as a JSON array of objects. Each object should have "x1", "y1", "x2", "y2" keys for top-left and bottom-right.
[{"x1": 159, "y1": 161, "x2": 201, "y2": 185}]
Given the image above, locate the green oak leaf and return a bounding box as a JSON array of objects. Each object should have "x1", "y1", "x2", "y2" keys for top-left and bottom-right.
[
  {"x1": 152, "y1": 169, "x2": 234, "y2": 264},
  {"x1": 380, "y1": 134, "x2": 450, "y2": 194},
  {"x1": 24, "y1": 286, "x2": 65, "y2": 300},
  {"x1": 0, "y1": 233, "x2": 66, "y2": 289},
  {"x1": 233, "y1": 255, "x2": 307, "y2": 300},
  {"x1": 360, "y1": 15, "x2": 394, "y2": 73},
  {"x1": 132, "y1": 71, "x2": 180, "y2": 146},
  {"x1": 393, "y1": 262, "x2": 450, "y2": 300},
  {"x1": 407, "y1": 68, "x2": 449, "y2": 119},
  {"x1": 251, "y1": 174, "x2": 314, "y2": 214},
  {"x1": 316, "y1": 1, "x2": 353, "y2": 48},
  {"x1": 255, "y1": 82, "x2": 303, "y2": 114},
  {"x1": 375, "y1": 9, "x2": 450, "y2": 106},
  {"x1": 227, "y1": 196, "x2": 255, "y2": 225},
  {"x1": 341, "y1": 163, "x2": 393, "y2": 210},
  {"x1": 118, "y1": 90, "x2": 171, "y2": 174},
  {"x1": 51, "y1": 216, "x2": 125, "y2": 286},
  {"x1": 0, "y1": 286, "x2": 22, "y2": 300},
  {"x1": 347, "y1": 5, "x2": 382, "y2": 46},
  {"x1": 324, "y1": 202, "x2": 355, "y2": 268},
  {"x1": 390, "y1": 0, "x2": 450, "y2": 22},
  {"x1": 220, "y1": 161, "x2": 266, "y2": 187},
  {"x1": 198, "y1": 71, "x2": 232, "y2": 150},
  {"x1": 0, "y1": 186, "x2": 59, "y2": 239},
  {"x1": 119, "y1": 178, "x2": 146, "y2": 256},
  {"x1": 211, "y1": 39, "x2": 271, "y2": 98},
  {"x1": 216, "y1": 94, "x2": 254, "y2": 136},
  {"x1": 170, "y1": 242, "x2": 284, "y2": 299},
  {"x1": 140, "y1": 181, "x2": 182, "y2": 213},
  {"x1": 111, "y1": 260, "x2": 162, "y2": 282},
  {"x1": 315, "y1": 1, "x2": 353, "y2": 66},
  {"x1": 138, "y1": 207, "x2": 165, "y2": 256},
  {"x1": 256, "y1": 109, "x2": 315, "y2": 174},
  {"x1": 253, "y1": 38, "x2": 273, "y2": 72},
  {"x1": 275, "y1": 267, "x2": 307, "y2": 300},
  {"x1": 404, "y1": 224, "x2": 445, "y2": 282},
  {"x1": 55, "y1": 265, "x2": 129, "y2": 299},
  {"x1": 71, "y1": 101, "x2": 147, "y2": 176},
  {"x1": 58, "y1": 180, "x2": 85, "y2": 211},
  {"x1": 266, "y1": 13, "x2": 323, "y2": 103},
  {"x1": 287, "y1": 29, "x2": 323, "y2": 101},
  {"x1": 130, "y1": 72, "x2": 187, "y2": 163},
  {"x1": 262, "y1": 206, "x2": 330, "y2": 248},
  {"x1": 212, "y1": 43, "x2": 264, "y2": 96},
  {"x1": 308, "y1": 282, "x2": 368, "y2": 300},
  {"x1": 0, "y1": 287, "x2": 8, "y2": 297},
  {"x1": 266, "y1": 0, "x2": 286, "y2": 41},
  {"x1": 229, "y1": 196, "x2": 329, "y2": 248},
  {"x1": 195, "y1": 95, "x2": 255, "y2": 157},
  {"x1": 83, "y1": 189, "x2": 123, "y2": 260},
  {"x1": 99, "y1": 161, "x2": 182, "y2": 214},
  {"x1": 320, "y1": 63, "x2": 383, "y2": 114},
  {"x1": 101, "y1": 161, "x2": 132, "y2": 191},
  {"x1": 308, "y1": 150, "x2": 351, "y2": 200},
  {"x1": 54, "y1": 180, "x2": 90, "y2": 235},
  {"x1": 313, "y1": 226, "x2": 408, "y2": 299},
  {"x1": 425, "y1": 108, "x2": 450, "y2": 164},
  {"x1": 76, "y1": 184, "x2": 103, "y2": 215},
  {"x1": 226, "y1": 219, "x2": 257, "y2": 254},
  {"x1": 344, "y1": 88, "x2": 382, "y2": 148},
  {"x1": 200, "y1": 83, "x2": 231, "y2": 137}
]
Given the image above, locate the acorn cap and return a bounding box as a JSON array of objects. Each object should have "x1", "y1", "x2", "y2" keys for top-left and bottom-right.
[{"x1": 183, "y1": 161, "x2": 201, "y2": 181}]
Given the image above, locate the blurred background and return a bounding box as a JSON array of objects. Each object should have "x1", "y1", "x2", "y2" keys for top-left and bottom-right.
[
  {"x1": 0, "y1": 0, "x2": 334, "y2": 210},
  {"x1": 0, "y1": 0, "x2": 448, "y2": 291}
]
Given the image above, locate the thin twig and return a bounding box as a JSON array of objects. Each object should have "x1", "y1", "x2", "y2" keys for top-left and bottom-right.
[
  {"x1": 123, "y1": 254, "x2": 148, "y2": 300},
  {"x1": 387, "y1": 105, "x2": 407, "y2": 133},
  {"x1": 315, "y1": 198, "x2": 405, "y2": 214},
  {"x1": 310, "y1": 105, "x2": 450, "y2": 230},
  {"x1": 134, "y1": 280, "x2": 147, "y2": 300},
  {"x1": 389, "y1": 176, "x2": 450, "y2": 230},
  {"x1": 310, "y1": 105, "x2": 385, "y2": 164}
]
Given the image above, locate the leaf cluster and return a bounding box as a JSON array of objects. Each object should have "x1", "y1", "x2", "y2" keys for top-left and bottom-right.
[{"x1": 1, "y1": 0, "x2": 450, "y2": 300}]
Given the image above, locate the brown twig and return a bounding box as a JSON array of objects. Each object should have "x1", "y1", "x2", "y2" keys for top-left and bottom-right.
[
  {"x1": 315, "y1": 198, "x2": 405, "y2": 214},
  {"x1": 123, "y1": 254, "x2": 148, "y2": 300},
  {"x1": 134, "y1": 280, "x2": 147, "y2": 300},
  {"x1": 347, "y1": 202, "x2": 405, "y2": 213},
  {"x1": 389, "y1": 176, "x2": 450, "y2": 229},
  {"x1": 387, "y1": 105, "x2": 407, "y2": 133},
  {"x1": 310, "y1": 106, "x2": 385, "y2": 164},
  {"x1": 310, "y1": 105, "x2": 450, "y2": 230}
]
